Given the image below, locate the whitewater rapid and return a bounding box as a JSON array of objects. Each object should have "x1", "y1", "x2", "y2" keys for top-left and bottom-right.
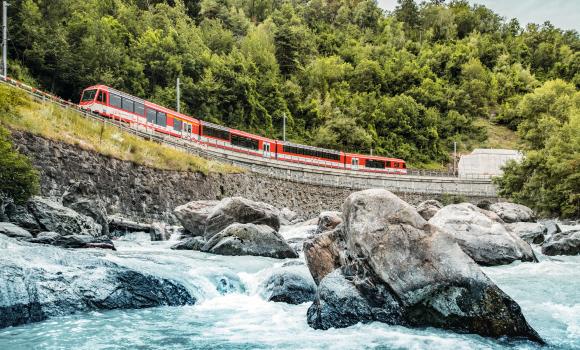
[{"x1": 0, "y1": 239, "x2": 578, "y2": 350}]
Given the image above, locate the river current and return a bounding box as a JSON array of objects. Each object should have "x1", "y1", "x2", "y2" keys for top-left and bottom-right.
[{"x1": 0, "y1": 237, "x2": 578, "y2": 350}]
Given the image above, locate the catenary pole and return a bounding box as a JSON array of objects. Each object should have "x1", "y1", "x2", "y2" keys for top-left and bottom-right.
[
  {"x1": 283, "y1": 113, "x2": 286, "y2": 142},
  {"x1": 176, "y1": 77, "x2": 180, "y2": 113},
  {"x1": 2, "y1": 1, "x2": 8, "y2": 79}
]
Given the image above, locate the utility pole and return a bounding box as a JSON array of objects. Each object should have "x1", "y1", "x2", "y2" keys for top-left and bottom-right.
[
  {"x1": 176, "y1": 77, "x2": 180, "y2": 113},
  {"x1": 370, "y1": 148, "x2": 373, "y2": 156},
  {"x1": 1, "y1": 1, "x2": 8, "y2": 79},
  {"x1": 282, "y1": 113, "x2": 286, "y2": 142},
  {"x1": 453, "y1": 141, "x2": 457, "y2": 176}
]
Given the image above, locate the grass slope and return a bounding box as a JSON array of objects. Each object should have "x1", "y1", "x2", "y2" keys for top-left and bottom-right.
[{"x1": 0, "y1": 84, "x2": 241, "y2": 175}]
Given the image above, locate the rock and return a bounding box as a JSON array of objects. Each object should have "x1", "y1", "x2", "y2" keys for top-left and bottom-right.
[
  {"x1": 4, "y1": 202, "x2": 41, "y2": 232},
  {"x1": 307, "y1": 189, "x2": 543, "y2": 343},
  {"x1": 489, "y1": 202, "x2": 535, "y2": 223},
  {"x1": 27, "y1": 234, "x2": 116, "y2": 250},
  {"x1": 108, "y1": 215, "x2": 161, "y2": 240},
  {"x1": 279, "y1": 207, "x2": 300, "y2": 225},
  {"x1": 170, "y1": 236, "x2": 206, "y2": 251},
  {"x1": 0, "y1": 222, "x2": 33, "y2": 238},
  {"x1": 63, "y1": 197, "x2": 109, "y2": 236},
  {"x1": 150, "y1": 222, "x2": 170, "y2": 241},
  {"x1": 304, "y1": 226, "x2": 345, "y2": 285},
  {"x1": 416, "y1": 200, "x2": 443, "y2": 220},
  {"x1": 429, "y1": 203, "x2": 536, "y2": 266},
  {"x1": 260, "y1": 265, "x2": 316, "y2": 304},
  {"x1": 204, "y1": 197, "x2": 281, "y2": 239},
  {"x1": 0, "y1": 234, "x2": 195, "y2": 329},
  {"x1": 506, "y1": 222, "x2": 546, "y2": 244},
  {"x1": 315, "y1": 211, "x2": 342, "y2": 234},
  {"x1": 476, "y1": 199, "x2": 493, "y2": 211},
  {"x1": 540, "y1": 220, "x2": 561, "y2": 238},
  {"x1": 174, "y1": 200, "x2": 219, "y2": 237},
  {"x1": 202, "y1": 223, "x2": 298, "y2": 259},
  {"x1": 27, "y1": 197, "x2": 102, "y2": 237},
  {"x1": 541, "y1": 229, "x2": 580, "y2": 256}
]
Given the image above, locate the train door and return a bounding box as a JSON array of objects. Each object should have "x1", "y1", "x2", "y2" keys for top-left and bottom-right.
[
  {"x1": 263, "y1": 142, "x2": 271, "y2": 158},
  {"x1": 183, "y1": 123, "x2": 192, "y2": 139},
  {"x1": 352, "y1": 158, "x2": 359, "y2": 170}
]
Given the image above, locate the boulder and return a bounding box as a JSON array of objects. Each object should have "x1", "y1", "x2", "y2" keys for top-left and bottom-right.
[
  {"x1": 202, "y1": 223, "x2": 297, "y2": 259},
  {"x1": 416, "y1": 200, "x2": 443, "y2": 220},
  {"x1": 170, "y1": 236, "x2": 206, "y2": 251},
  {"x1": 506, "y1": 222, "x2": 546, "y2": 244},
  {"x1": 27, "y1": 197, "x2": 102, "y2": 237},
  {"x1": 541, "y1": 229, "x2": 580, "y2": 256},
  {"x1": 315, "y1": 211, "x2": 342, "y2": 234},
  {"x1": 4, "y1": 202, "x2": 41, "y2": 232},
  {"x1": 174, "y1": 200, "x2": 219, "y2": 237},
  {"x1": 260, "y1": 265, "x2": 317, "y2": 304},
  {"x1": 279, "y1": 207, "x2": 300, "y2": 225},
  {"x1": 489, "y1": 202, "x2": 535, "y2": 223},
  {"x1": 63, "y1": 197, "x2": 109, "y2": 236},
  {"x1": 303, "y1": 226, "x2": 345, "y2": 285},
  {"x1": 307, "y1": 189, "x2": 543, "y2": 343},
  {"x1": 540, "y1": 220, "x2": 561, "y2": 238},
  {"x1": 204, "y1": 197, "x2": 280, "y2": 239},
  {"x1": 0, "y1": 234, "x2": 195, "y2": 329},
  {"x1": 429, "y1": 203, "x2": 536, "y2": 266},
  {"x1": 27, "y1": 234, "x2": 116, "y2": 250},
  {"x1": 0, "y1": 222, "x2": 33, "y2": 238}
]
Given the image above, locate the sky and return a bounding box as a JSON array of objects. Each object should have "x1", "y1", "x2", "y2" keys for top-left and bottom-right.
[{"x1": 377, "y1": 0, "x2": 580, "y2": 32}]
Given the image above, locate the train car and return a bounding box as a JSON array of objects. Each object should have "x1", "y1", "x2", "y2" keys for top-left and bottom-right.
[
  {"x1": 79, "y1": 85, "x2": 199, "y2": 139},
  {"x1": 276, "y1": 141, "x2": 344, "y2": 169},
  {"x1": 199, "y1": 121, "x2": 277, "y2": 159},
  {"x1": 344, "y1": 153, "x2": 407, "y2": 174}
]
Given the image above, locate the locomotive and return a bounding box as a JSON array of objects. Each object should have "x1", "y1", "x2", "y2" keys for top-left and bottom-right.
[{"x1": 79, "y1": 85, "x2": 407, "y2": 174}]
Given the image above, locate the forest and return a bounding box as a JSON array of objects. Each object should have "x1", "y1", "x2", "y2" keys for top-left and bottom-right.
[{"x1": 5, "y1": 0, "x2": 580, "y2": 216}]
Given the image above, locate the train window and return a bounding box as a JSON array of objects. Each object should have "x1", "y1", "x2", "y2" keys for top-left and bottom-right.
[
  {"x1": 110, "y1": 93, "x2": 122, "y2": 108},
  {"x1": 156, "y1": 112, "x2": 166, "y2": 127},
  {"x1": 366, "y1": 159, "x2": 385, "y2": 169},
  {"x1": 96, "y1": 91, "x2": 106, "y2": 103},
  {"x1": 146, "y1": 109, "x2": 156, "y2": 123},
  {"x1": 174, "y1": 119, "x2": 182, "y2": 131},
  {"x1": 402, "y1": 163, "x2": 406, "y2": 169},
  {"x1": 231, "y1": 134, "x2": 259, "y2": 150},
  {"x1": 134, "y1": 102, "x2": 144, "y2": 116},
  {"x1": 122, "y1": 98, "x2": 134, "y2": 113},
  {"x1": 81, "y1": 89, "x2": 97, "y2": 102},
  {"x1": 202, "y1": 125, "x2": 230, "y2": 140}
]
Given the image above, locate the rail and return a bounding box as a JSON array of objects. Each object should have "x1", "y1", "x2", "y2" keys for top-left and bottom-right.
[{"x1": 0, "y1": 77, "x2": 497, "y2": 197}]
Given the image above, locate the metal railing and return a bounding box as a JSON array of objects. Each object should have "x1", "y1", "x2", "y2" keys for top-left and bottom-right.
[{"x1": 0, "y1": 77, "x2": 497, "y2": 197}]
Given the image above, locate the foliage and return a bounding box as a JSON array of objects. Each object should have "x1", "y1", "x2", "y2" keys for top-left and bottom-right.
[{"x1": 7, "y1": 0, "x2": 579, "y2": 168}]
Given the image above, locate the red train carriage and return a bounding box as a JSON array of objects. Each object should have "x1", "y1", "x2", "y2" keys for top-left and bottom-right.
[
  {"x1": 345, "y1": 153, "x2": 406, "y2": 174},
  {"x1": 276, "y1": 141, "x2": 344, "y2": 169},
  {"x1": 199, "y1": 121, "x2": 277, "y2": 159},
  {"x1": 79, "y1": 85, "x2": 199, "y2": 139}
]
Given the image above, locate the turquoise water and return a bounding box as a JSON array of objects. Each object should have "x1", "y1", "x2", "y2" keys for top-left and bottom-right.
[{"x1": 0, "y1": 241, "x2": 578, "y2": 350}]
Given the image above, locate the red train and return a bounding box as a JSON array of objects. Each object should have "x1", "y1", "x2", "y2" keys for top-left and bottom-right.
[{"x1": 79, "y1": 85, "x2": 407, "y2": 174}]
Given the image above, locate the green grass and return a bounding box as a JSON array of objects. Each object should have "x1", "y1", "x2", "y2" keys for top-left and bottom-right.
[
  {"x1": 472, "y1": 118, "x2": 519, "y2": 150},
  {"x1": 0, "y1": 84, "x2": 242, "y2": 175}
]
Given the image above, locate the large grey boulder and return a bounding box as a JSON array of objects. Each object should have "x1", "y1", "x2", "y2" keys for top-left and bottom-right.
[
  {"x1": 170, "y1": 236, "x2": 206, "y2": 251},
  {"x1": 489, "y1": 202, "x2": 535, "y2": 223},
  {"x1": 260, "y1": 265, "x2": 316, "y2": 304},
  {"x1": 202, "y1": 223, "x2": 297, "y2": 259},
  {"x1": 204, "y1": 197, "x2": 280, "y2": 239},
  {"x1": 27, "y1": 197, "x2": 102, "y2": 237},
  {"x1": 4, "y1": 202, "x2": 41, "y2": 232},
  {"x1": 0, "y1": 222, "x2": 33, "y2": 238},
  {"x1": 416, "y1": 199, "x2": 443, "y2": 220},
  {"x1": 541, "y1": 229, "x2": 580, "y2": 256},
  {"x1": 506, "y1": 222, "x2": 546, "y2": 244},
  {"x1": 174, "y1": 200, "x2": 219, "y2": 237},
  {"x1": 540, "y1": 220, "x2": 561, "y2": 238},
  {"x1": 304, "y1": 225, "x2": 345, "y2": 285},
  {"x1": 63, "y1": 197, "x2": 109, "y2": 236},
  {"x1": 315, "y1": 211, "x2": 342, "y2": 234},
  {"x1": 429, "y1": 203, "x2": 536, "y2": 266},
  {"x1": 27, "y1": 234, "x2": 116, "y2": 250},
  {"x1": 307, "y1": 189, "x2": 543, "y2": 343},
  {"x1": 0, "y1": 234, "x2": 195, "y2": 329}
]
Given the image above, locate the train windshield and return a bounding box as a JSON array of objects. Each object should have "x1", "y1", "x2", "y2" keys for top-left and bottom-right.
[{"x1": 81, "y1": 89, "x2": 97, "y2": 102}]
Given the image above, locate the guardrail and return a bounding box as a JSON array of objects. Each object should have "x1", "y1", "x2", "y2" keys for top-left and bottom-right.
[{"x1": 0, "y1": 76, "x2": 497, "y2": 197}]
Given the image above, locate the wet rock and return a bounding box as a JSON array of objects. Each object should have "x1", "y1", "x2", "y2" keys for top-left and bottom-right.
[
  {"x1": 506, "y1": 222, "x2": 546, "y2": 244},
  {"x1": 4, "y1": 202, "x2": 40, "y2": 232},
  {"x1": 261, "y1": 265, "x2": 316, "y2": 304},
  {"x1": 541, "y1": 229, "x2": 580, "y2": 256},
  {"x1": 27, "y1": 197, "x2": 102, "y2": 237},
  {"x1": 204, "y1": 197, "x2": 281, "y2": 239},
  {"x1": 416, "y1": 200, "x2": 443, "y2": 220},
  {"x1": 489, "y1": 202, "x2": 535, "y2": 223},
  {"x1": 0, "y1": 222, "x2": 33, "y2": 238},
  {"x1": 307, "y1": 189, "x2": 543, "y2": 343},
  {"x1": 202, "y1": 223, "x2": 298, "y2": 259},
  {"x1": 304, "y1": 226, "x2": 345, "y2": 285},
  {"x1": 174, "y1": 200, "x2": 219, "y2": 237},
  {"x1": 540, "y1": 220, "x2": 561, "y2": 238},
  {"x1": 63, "y1": 197, "x2": 109, "y2": 236},
  {"x1": 27, "y1": 234, "x2": 116, "y2": 250},
  {"x1": 0, "y1": 235, "x2": 195, "y2": 329},
  {"x1": 170, "y1": 236, "x2": 206, "y2": 251},
  {"x1": 429, "y1": 203, "x2": 536, "y2": 266},
  {"x1": 315, "y1": 211, "x2": 342, "y2": 234}
]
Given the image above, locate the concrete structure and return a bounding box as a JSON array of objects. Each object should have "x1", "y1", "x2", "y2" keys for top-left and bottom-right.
[{"x1": 458, "y1": 149, "x2": 523, "y2": 178}]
